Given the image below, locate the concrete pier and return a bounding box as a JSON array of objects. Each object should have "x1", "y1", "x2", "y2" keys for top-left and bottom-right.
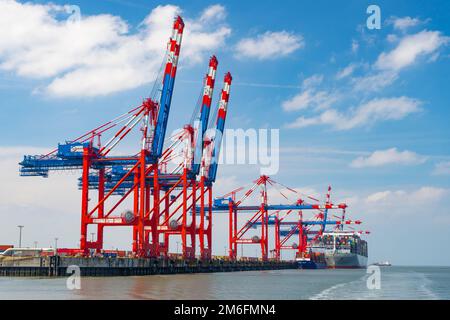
[{"x1": 0, "y1": 256, "x2": 296, "y2": 277}]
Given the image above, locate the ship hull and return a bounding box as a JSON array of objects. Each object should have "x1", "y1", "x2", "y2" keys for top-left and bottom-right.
[
  {"x1": 325, "y1": 252, "x2": 367, "y2": 269},
  {"x1": 297, "y1": 260, "x2": 327, "y2": 269}
]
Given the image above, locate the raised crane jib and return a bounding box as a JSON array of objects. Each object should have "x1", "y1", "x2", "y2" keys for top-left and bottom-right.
[
  {"x1": 192, "y1": 56, "x2": 218, "y2": 175},
  {"x1": 208, "y1": 72, "x2": 232, "y2": 183},
  {"x1": 151, "y1": 16, "x2": 185, "y2": 159}
]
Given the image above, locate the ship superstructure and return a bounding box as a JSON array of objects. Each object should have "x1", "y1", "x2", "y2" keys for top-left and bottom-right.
[{"x1": 309, "y1": 231, "x2": 368, "y2": 268}]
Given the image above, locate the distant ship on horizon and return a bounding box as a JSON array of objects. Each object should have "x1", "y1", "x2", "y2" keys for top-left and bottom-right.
[{"x1": 372, "y1": 261, "x2": 392, "y2": 267}]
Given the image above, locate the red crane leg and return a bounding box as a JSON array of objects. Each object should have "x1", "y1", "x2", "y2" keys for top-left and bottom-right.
[
  {"x1": 297, "y1": 218, "x2": 302, "y2": 257},
  {"x1": 265, "y1": 209, "x2": 269, "y2": 261},
  {"x1": 190, "y1": 178, "x2": 196, "y2": 259},
  {"x1": 145, "y1": 182, "x2": 150, "y2": 217},
  {"x1": 228, "y1": 202, "x2": 236, "y2": 260},
  {"x1": 260, "y1": 209, "x2": 265, "y2": 260},
  {"x1": 97, "y1": 168, "x2": 105, "y2": 253},
  {"x1": 261, "y1": 181, "x2": 269, "y2": 261},
  {"x1": 228, "y1": 203, "x2": 233, "y2": 259},
  {"x1": 233, "y1": 209, "x2": 237, "y2": 258},
  {"x1": 152, "y1": 165, "x2": 160, "y2": 257},
  {"x1": 182, "y1": 169, "x2": 188, "y2": 259},
  {"x1": 204, "y1": 187, "x2": 212, "y2": 260},
  {"x1": 164, "y1": 189, "x2": 170, "y2": 257},
  {"x1": 259, "y1": 208, "x2": 269, "y2": 261},
  {"x1": 80, "y1": 147, "x2": 91, "y2": 255},
  {"x1": 199, "y1": 178, "x2": 205, "y2": 259},
  {"x1": 275, "y1": 216, "x2": 280, "y2": 261},
  {"x1": 132, "y1": 166, "x2": 139, "y2": 254},
  {"x1": 138, "y1": 151, "x2": 146, "y2": 257},
  {"x1": 145, "y1": 181, "x2": 151, "y2": 255},
  {"x1": 206, "y1": 186, "x2": 213, "y2": 260}
]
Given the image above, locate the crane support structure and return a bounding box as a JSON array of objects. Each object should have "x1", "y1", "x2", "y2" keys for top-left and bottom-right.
[
  {"x1": 209, "y1": 176, "x2": 367, "y2": 262},
  {"x1": 18, "y1": 16, "x2": 366, "y2": 263},
  {"x1": 19, "y1": 15, "x2": 234, "y2": 260}
]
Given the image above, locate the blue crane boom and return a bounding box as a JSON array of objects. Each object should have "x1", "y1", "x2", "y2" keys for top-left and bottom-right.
[
  {"x1": 192, "y1": 56, "x2": 218, "y2": 176},
  {"x1": 19, "y1": 17, "x2": 186, "y2": 178},
  {"x1": 207, "y1": 72, "x2": 232, "y2": 183},
  {"x1": 151, "y1": 16, "x2": 184, "y2": 159}
]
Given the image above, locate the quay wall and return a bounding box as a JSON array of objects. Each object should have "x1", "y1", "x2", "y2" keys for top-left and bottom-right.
[{"x1": 0, "y1": 256, "x2": 297, "y2": 277}]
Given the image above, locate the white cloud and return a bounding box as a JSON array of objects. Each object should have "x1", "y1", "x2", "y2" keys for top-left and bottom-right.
[
  {"x1": 390, "y1": 16, "x2": 423, "y2": 31},
  {"x1": 213, "y1": 175, "x2": 240, "y2": 198},
  {"x1": 282, "y1": 90, "x2": 313, "y2": 111},
  {"x1": 375, "y1": 30, "x2": 448, "y2": 71},
  {"x1": 350, "y1": 148, "x2": 427, "y2": 168},
  {"x1": 286, "y1": 96, "x2": 422, "y2": 130},
  {"x1": 0, "y1": 1, "x2": 231, "y2": 97},
  {"x1": 365, "y1": 187, "x2": 448, "y2": 205},
  {"x1": 387, "y1": 34, "x2": 398, "y2": 43},
  {"x1": 0, "y1": 145, "x2": 141, "y2": 249},
  {"x1": 281, "y1": 146, "x2": 368, "y2": 157},
  {"x1": 345, "y1": 186, "x2": 449, "y2": 222},
  {"x1": 349, "y1": 29, "x2": 447, "y2": 93},
  {"x1": 285, "y1": 29, "x2": 447, "y2": 128},
  {"x1": 235, "y1": 31, "x2": 304, "y2": 60},
  {"x1": 342, "y1": 186, "x2": 450, "y2": 265},
  {"x1": 0, "y1": 146, "x2": 79, "y2": 209},
  {"x1": 301, "y1": 74, "x2": 323, "y2": 89},
  {"x1": 366, "y1": 190, "x2": 392, "y2": 203},
  {"x1": 336, "y1": 64, "x2": 357, "y2": 79},
  {"x1": 282, "y1": 74, "x2": 338, "y2": 112},
  {"x1": 282, "y1": 90, "x2": 338, "y2": 112},
  {"x1": 351, "y1": 39, "x2": 359, "y2": 53},
  {"x1": 198, "y1": 4, "x2": 226, "y2": 22},
  {"x1": 352, "y1": 70, "x2": 398, "y2": 92},
  {"x1": 432, "y1": 161, "x2": 450, "y2": 175}
]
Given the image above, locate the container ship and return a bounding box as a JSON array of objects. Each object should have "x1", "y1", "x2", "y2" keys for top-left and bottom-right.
[
  {"x1": 313, "y1": 231, "x2": 368, "y2": 268},
  {"x1": 297, "y1": 231, "x2": 368, "y2": 269}
]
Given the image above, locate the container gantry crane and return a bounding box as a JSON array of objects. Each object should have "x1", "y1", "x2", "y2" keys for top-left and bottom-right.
[
  {"x1": 210, "y1": 176, "x2": 366, "y2": 261},
  {"x1": 19, "y1": 15, "x2": 233, "y2": 260}
]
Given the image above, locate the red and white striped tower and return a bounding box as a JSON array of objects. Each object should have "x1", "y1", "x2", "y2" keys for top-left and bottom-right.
[
  {"x1": 147, "y1": 16, "x2": 184, "y2": 258},
  {"x1": 152, "y1": 15, "x2": 185, "y2": 158},
  {"x1": 203, "y1": 56, "x2": 218, "y2": 109},
  {"x1": 207, "y1": 72, "x2": 232, "y2": 182},
  {"x1": 167, "y1": 16, "x2": 184, "y2": 78},
  {"x1": 260, "y1": 176, "x2": 269, "y2": 261},
  {"x1": 320, "y1": 185, "x2": 332, "y2": 234},
  {"x1": 193, "y1": 56, "x2": 218, "y2": 174}
]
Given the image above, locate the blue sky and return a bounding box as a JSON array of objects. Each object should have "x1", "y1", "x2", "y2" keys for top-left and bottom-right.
[{"x1": 0, "y1": 0, "x2": 449, "y2": 265}]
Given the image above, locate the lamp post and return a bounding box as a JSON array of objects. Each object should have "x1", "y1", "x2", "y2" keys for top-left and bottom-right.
[
  {"x1": 34, "y1": 241, "x2": 38, "y2": 249},
  {"x1": 176, "y1": 241, "x2": 179, "y2": 254},
  {"x1": 17, "y1": 225, "x2": 24, "y2": 248},
  {"x1": 54, "y1": 238, "x2": 58, "y2": 255}
]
